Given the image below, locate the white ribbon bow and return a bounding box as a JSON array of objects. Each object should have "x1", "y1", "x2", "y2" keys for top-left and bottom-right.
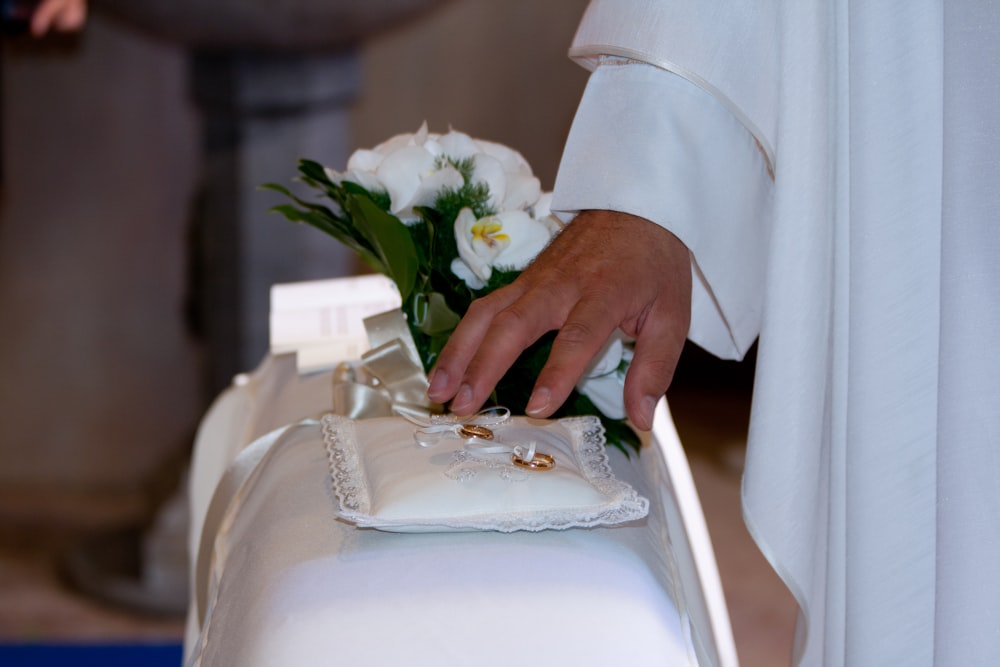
[
  {"x1": 394, "y1": 405, "x2": 540, "y2": 462},
  {"x1": 396, "y1": 405, "x2": 510, "y2": 446}
]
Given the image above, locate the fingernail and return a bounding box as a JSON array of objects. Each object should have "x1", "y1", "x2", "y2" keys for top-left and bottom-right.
[
  {"x1": 637, "y1": 395, "x2": 657, "y2": 431},
  {"x1": 427, "y1": 368, "x2": 448, "y2": 398},
  {"x1": 452, "y1": 383, "x2": 473, "y2": 413},
  {"x1": 526, "y1": 387, "x2": 551, "y2": 416}
]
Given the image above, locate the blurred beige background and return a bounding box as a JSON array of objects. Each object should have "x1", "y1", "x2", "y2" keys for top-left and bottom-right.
[
  {"x1": 0, "y1": 0, "x2": 589, "y2": 508},
  {"x1": 353, "y1": 0, "x2": 591, "y2": 189},
  {"x1": 0, "y1": 2, "x2": 793, "y2": 664}
]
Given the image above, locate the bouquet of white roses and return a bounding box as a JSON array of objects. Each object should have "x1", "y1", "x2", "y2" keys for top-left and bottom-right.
[{"x1": 264, "y1": 124, "x2": 638, "y2": 454}]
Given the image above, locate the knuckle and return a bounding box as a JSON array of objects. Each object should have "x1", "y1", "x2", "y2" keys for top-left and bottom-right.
[
  {"x1": 465, "y1": 293, "x2": 501, "y2": 319},
  {"x1": 556, "y1": 319, "x2": 598, "y2": 347},
  {"x1": 492, "y1": 307, "x2": 540, "y2": 345}
]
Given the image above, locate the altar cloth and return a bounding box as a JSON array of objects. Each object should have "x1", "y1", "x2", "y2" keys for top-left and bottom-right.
[
  {"x1": 187, "y1": 419, "x2": 693, "y2": 666},
  {"x1": 183, "y1": 276, "x2": 736, "y2": 666}
]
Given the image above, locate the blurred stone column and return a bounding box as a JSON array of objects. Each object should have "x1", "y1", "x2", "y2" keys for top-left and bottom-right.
[
  {"x1": 93, "y1": 0, "x2": 450, "y2": 394},
  {"x1": 190, "y1": 50, "x2": 360, "y2": 393},
  {"x1": 40, "y1": 1, "x2": 451, "y2": 616}
]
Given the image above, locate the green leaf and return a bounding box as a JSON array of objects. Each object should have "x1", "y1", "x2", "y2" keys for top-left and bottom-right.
[
  {"x1": 297, "y1": 159, "x2": 334, "y2": 186},
  {"x1": 349, "y1": 195, "x2": 419, "y2": 301},
  {"x1": 260, "y1": 182, "x2": 296, "y2": 197},
  {"x1": 411, "y1": 291, "x2": 461, "y2": 336},
  {"x1": 267, "y1": 204, "x2": 383, "y2": 271},
  {"x1": 261, "y1": 174, "x2": 389, "y2": 272},
  {"x1": 342, "y1": 181, "x2": 391, "y2": 211},
  {"x1": 260, "y1": 183, "x2": 344, "y2": 228}
]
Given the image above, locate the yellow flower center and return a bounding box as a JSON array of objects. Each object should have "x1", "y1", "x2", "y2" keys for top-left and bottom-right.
[{"x1": 471, "y1": 220, "x2": 509, "y2": 249}]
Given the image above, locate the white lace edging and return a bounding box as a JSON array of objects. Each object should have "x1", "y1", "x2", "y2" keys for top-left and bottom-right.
[
  {"x1": 321, "y1": 413, "x2": 649, "y2": 533},
  {"x1": 322, "y1": 416, "x2": 371, "y2": 516}
]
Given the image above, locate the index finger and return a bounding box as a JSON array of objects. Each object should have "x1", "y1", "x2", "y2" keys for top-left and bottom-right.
[
  {"x1": 426, "y1": 284, "x2": 521, "y2": 404},
  {"x1": 430, "y1": 278, "x2": 575, "y2": 414}
]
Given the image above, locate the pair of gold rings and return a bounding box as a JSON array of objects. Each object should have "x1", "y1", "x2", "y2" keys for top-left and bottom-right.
[
  {"x1": 457, "y1": 424, "x2": 555, "y2": 471},
  {"x1": 511, "y1": 452, "x2": 555, "y2": 471}
]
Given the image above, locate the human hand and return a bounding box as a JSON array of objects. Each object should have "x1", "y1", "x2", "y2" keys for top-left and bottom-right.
[
  {"x1": 30, "y1": 0, "x2": 86, "y2": 36},
  {"x1": 427, "y1": 209, "x2": 692, "y2": 431}
]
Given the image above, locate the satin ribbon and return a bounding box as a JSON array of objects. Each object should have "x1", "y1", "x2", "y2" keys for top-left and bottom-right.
[
  {"x1": 394, "y1": 405, "x2": 539, "y2": 462},
  {"x1": 332, "y1": 308, "x2": 538, "y2": 463},
  {"x1": 466, "y1": 438, "x2": 539, "y2": 465},
  {"x1": 331, "y1": 308, "x2": 444, "y2": 419},
  {"x1": 361, "y1": 309, "x2": 436, "y2": 409},
  {"x1": 399, "y1": 406, "x2": 511, "y2": 447}
]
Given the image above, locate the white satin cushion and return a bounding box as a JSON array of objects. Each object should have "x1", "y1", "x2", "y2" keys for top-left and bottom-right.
[{"x1": 324, "y1": 414, "x2": 649, "y2": 532}]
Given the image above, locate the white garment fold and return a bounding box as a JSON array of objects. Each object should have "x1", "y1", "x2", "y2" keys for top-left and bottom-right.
[
  {"x1": 569, "y1": 0, "x2": 778, "y2": 169},
  {"x1": 553, "y1": 1, "x2": 1000, "y2": 664},
  {"x1": 552, "y1": 61, "x2": 771, "y2": 360}
]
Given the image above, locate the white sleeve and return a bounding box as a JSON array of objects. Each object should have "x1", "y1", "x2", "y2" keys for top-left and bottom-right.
[{"x1": 551, "y1": 60, "x2": 773, "y2": 361}]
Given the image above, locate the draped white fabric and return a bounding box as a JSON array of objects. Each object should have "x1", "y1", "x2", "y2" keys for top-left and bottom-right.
[
  {"x1": 568, "y1": 0, "x2": 779, "y2": 169},
  {"x1": 935, "y1": 3, "x2": 1000, "y2": 662},
  {"x1": 553, "y1": 1, "x2": 1000, "y2": 664},
  {"x1": 182, "y1": 355, "x2": 715, "y2": 666}
]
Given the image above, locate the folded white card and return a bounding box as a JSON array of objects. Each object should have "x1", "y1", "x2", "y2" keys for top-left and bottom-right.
[
  {"x1": 323, "y1": 414, "x2": 649, "y2": 532},
  {"x1": 269, "y1": 274, "x2": 402, "y2": 372}
]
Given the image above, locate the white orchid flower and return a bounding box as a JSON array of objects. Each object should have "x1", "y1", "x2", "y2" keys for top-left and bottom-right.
[
  {"x1": 325, "y1": 165, "x2": 383, "y2": 195},
  {"x1": 576, "y1": 330, "x2": 633, "y2": 420},
  {"x1": 451, "y1": 207, "x2": 554, "y2": 290},
  {"x1": 373, "y1": 146, "x2": 437, "y2": 215},
  {"x1": 325, "y1": 123, "x2": 544, "y2": 226},
  {"x1": 451, "y1": 208, "x2": 506, "y2": 289},
  {"x1": 436, "y1": 130, "x2": 480, "y2": 160},
  {"x1": 468, "y1": 140, "x2": 541, "y2": 212},
  {"x1": 470, "y1": 153, "x2": 508, "y2": 212},
  {"x1": 326, "y1": 124, "x2": 465, "y2": 221},
  {"x1": 531, "y1": 191, "x2": 553, "y2": 222},
  {"x1": 345, "y1": 147, "x2": 384, "y2": 173},
  {"x1": 501, "y1": 171, "x2": 542, "y2": 211},
  {"x1": 475, "y1": 138, "x2": 533, "y2": 174}
]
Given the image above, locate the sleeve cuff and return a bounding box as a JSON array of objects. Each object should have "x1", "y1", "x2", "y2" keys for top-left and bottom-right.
[{"x1": 551, "y1": 61, "x2": 773, "y2": 360}]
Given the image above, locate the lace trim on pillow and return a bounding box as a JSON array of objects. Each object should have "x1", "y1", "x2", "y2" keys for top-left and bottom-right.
[
  {"x1": 322, "y1": 415, "x2": 371, "y2": 516},
  {"x1": 558, "y1": 416, "x2": 650, "y2": 528},
  {"x1": 322, "y1": 413, "x2": 649, "y2": 532}
]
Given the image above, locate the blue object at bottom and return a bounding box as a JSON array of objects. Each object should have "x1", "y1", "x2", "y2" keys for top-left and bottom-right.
[{"x1": 0, "y1": 643, "x2": 183, "y2": 666}]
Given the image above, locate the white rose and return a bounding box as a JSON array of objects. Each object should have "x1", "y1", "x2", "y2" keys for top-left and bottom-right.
[
  {"x1": 451, "y1": 207, "x2": 553, "y2": 290},
  {"x1": 576, "y1": 330, "x2": 633, "y2": 420}
]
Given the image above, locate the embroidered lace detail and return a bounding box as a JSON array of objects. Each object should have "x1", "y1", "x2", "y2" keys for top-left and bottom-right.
[
  {"x1": 322, "y1": 415, "x2": 370, "y2": 516},
  {"x1": 322, "y1": 413, "x2": 649, "y2": 532},
  {"x1": 444, "y1": 450, "x2": 532, "y2": 483},
  {"x1": 556, "y1": 416, "x2": 651, "y2": 529}
]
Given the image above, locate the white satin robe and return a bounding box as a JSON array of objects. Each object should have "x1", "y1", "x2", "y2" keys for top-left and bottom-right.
[{"x1": 551, "y1": 1, "x2": 1000, "y2": 664}]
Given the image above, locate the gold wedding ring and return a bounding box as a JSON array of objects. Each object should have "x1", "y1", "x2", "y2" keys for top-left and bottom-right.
[
  {"x1": 511, "y1": 452, "x2": 555, "y2": 471},
  {"x1": 458, "y1": 424, "x2": 494, "y2": 440}
]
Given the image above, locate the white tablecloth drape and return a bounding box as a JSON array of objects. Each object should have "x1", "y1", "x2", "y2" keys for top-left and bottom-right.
[{"x1": 181, "y1": 277, "x2": 736, "y2": 666}]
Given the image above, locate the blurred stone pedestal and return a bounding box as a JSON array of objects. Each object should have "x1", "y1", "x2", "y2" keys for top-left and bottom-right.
[
  {"x1": 41, "y1": 0, "x2": 451, "y2": 616},
  {"x1": 93, "y1": 0, "x2": 449, "y2": 390},
  {"x1": 190, "y1": 50, "x2": 361, "y2": 391}
]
